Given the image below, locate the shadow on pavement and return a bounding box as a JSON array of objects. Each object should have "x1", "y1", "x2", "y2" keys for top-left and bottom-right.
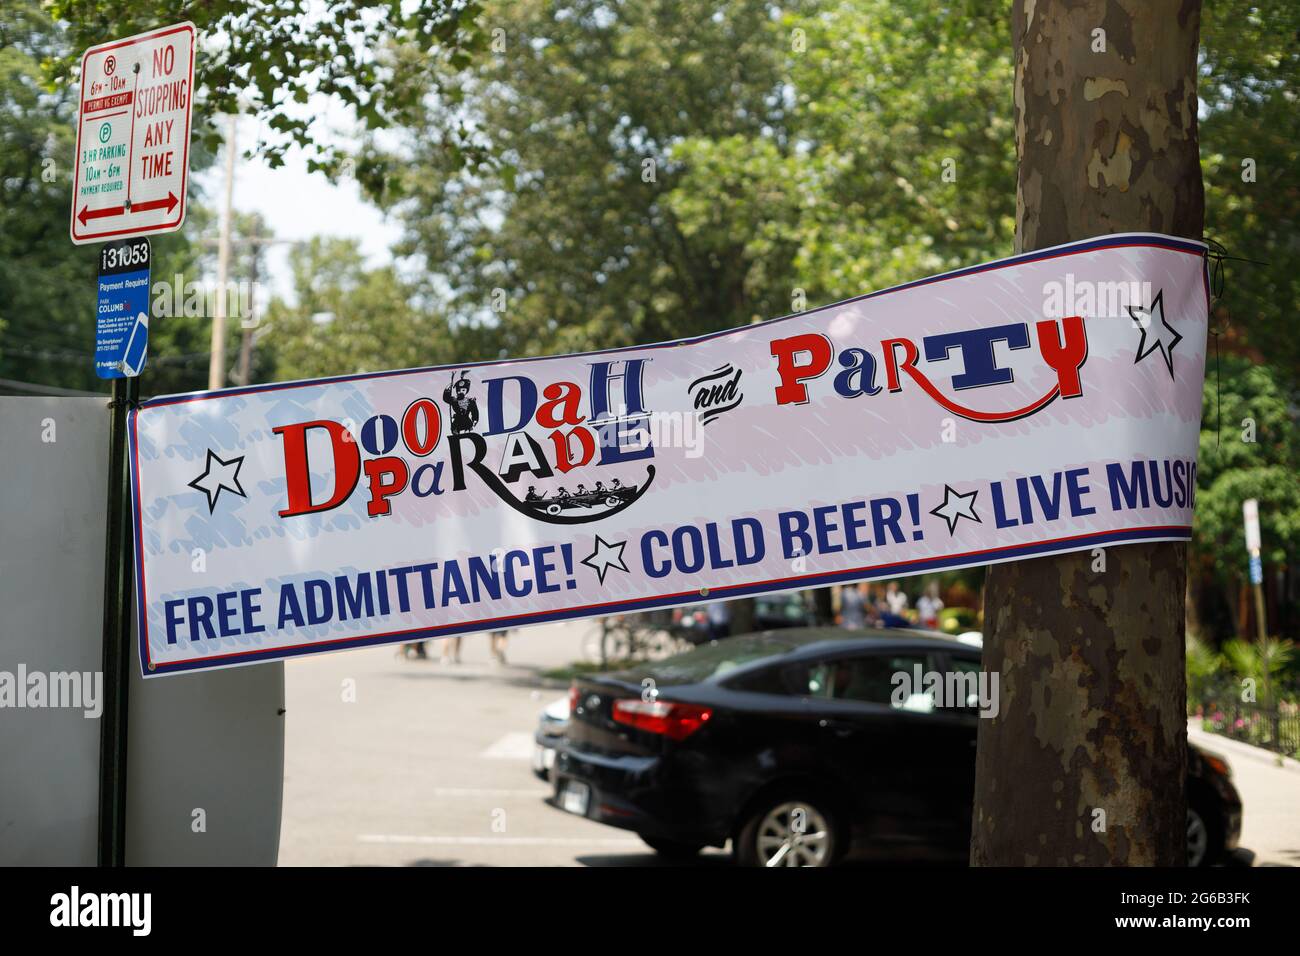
[
  {"x1": 1227, "y1": 846, "x2": 1297, "y2": 866},
  {"x1": 575, "y1": 852, "x2": 735, "y2": 867},
  {"x1": 406, "y1": 858, "x2": 493, "y2": 867},
  {"x1": 382, "y1": 660, "x2": 563, "y2": 692}
]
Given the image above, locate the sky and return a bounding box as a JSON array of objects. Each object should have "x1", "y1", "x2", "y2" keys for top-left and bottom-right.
[{"x1": 193, "y1": 110, "x2": 403, "y2": 306}]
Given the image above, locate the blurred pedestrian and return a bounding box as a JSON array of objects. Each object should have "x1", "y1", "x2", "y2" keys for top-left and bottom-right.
[
  {"x1": 839, "y1": 582, "x2": 868, "y2": 629},
  {"x1": 885, "y1": 581, "x2": 909, "y2": 616},
  {"x1": 917, "y1": 582, "x2": 944, "y2": 629},
  {"x1": 440, "y1": 635, "x2": 463, "y2": 664},
  {"x1": 489, "y1": 629, "x2": 509, "y2": 665}
]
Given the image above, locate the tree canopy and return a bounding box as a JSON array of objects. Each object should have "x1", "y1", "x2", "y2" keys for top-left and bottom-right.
[
  {"x1": 0, "y1": 0, "x2": 1295, "y2": 641},
  {"x1": 46, "y1": 0, "x2": 488, "y2": 183},
  {"x1": 367, "y1": 0, "x2": 1016, "y2": 359},
  {"x1": 264, "y1": 237, "x2": 456, "y2": 381}
]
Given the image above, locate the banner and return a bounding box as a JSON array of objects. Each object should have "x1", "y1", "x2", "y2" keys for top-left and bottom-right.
[{"x1": 129, "y1": 233, "x2": 1209, "y2": 676}]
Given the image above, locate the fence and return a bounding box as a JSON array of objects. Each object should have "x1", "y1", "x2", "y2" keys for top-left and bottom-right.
[{"x1": 1195, "y1": 698, "x2": 1300, "y2": 758}]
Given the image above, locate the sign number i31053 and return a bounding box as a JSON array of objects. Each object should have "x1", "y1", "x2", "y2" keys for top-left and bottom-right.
[{"x1": 100, "y1": 238, "x2": 150, "y2": 272}]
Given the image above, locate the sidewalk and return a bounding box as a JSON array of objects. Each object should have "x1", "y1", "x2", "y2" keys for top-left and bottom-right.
[{"x1": 1188, "y1": 720, "x2": 1300, "y2": 775}]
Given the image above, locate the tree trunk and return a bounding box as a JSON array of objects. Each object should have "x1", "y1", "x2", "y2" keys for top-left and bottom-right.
[
  {"x1": 809, "y1": 588, "x2": 835, "y2": 626},
  {"x1": 971, "y1": 0, "x2": 1203, "y2": 866},
  {"x1": 730, "y1": 597, "x2": 756, "y2": 637}
]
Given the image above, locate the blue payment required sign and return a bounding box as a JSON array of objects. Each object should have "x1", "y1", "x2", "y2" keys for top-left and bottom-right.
[{"x1": 96, "y1": 236, "x2": 150, "y2": 378}]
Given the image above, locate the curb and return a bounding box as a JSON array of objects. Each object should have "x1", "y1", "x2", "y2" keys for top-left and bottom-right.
[{"x1": 1188, "y1": 721, "x2": 1300, "y2": 775}]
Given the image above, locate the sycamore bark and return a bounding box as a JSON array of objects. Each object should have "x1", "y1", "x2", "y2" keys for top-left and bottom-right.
[{"x1": 971, "y1": 0, "x2": 1203, "y2": 866}]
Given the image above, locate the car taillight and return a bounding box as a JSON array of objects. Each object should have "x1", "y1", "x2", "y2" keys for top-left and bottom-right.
[
  {"x1": 1203, "y1": 752, "x2": 1232, "y2": 779},
  {"x1": 612, "y1": 698, "x2": 712, "y2": 741},
  {"x1": 568, "y1": 683, "x2": 580, "y2": 716}
]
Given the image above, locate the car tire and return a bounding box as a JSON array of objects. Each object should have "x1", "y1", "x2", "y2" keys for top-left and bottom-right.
[
  {"x1": 640, "y1": 835, "x2": 704, "y2": 860},
  {"x1": 735, "y1": 793, "x2": 844, "y2": 868},
  {"x1": 1187, "y1": 799, "x2": 1223, "y2": 867}
]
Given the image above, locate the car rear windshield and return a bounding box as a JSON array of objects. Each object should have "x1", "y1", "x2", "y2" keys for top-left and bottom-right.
[{"x1": 610, "y1": 635, "x2": 797, "y2": 686}]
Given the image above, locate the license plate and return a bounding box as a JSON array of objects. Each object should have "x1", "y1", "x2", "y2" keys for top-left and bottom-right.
[{"x1": 559, "y1": 780, "x2": 590, "y2": 816}]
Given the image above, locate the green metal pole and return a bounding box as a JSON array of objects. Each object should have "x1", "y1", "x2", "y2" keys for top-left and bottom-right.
[
  {"x1": 98, "y1": 374, "x2": 139, "y2": 866},
  {"x1": 1252, "y1": 576, "x2": 1268, "y2": 643}
]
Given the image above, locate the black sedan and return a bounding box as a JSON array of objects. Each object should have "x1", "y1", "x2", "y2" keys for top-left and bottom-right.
[{"x1": 549, "y1": 628, "x2": 1242, "y2": 866}]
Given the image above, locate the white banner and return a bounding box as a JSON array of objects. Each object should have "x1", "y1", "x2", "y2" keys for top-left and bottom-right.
[{"x1": 129, "y1": 233, "x2": 1209, "y2": 676}]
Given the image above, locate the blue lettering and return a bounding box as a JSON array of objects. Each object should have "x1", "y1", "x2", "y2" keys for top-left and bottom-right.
[{"x1": 923, "y1": 323, "x2": 1030, "y2": 391}]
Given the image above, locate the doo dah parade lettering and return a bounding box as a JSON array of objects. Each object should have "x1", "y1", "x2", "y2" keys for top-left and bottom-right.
[
  {"x1": 272, "y1": 316, "x2": 1093, "y2": 527},
  {"x1": 273, "y1": 359, "x2": 659, "y2": 525}
]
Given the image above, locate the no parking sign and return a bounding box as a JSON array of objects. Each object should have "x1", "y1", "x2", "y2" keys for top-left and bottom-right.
[{"x1": 70, "y1": 22, "x2": 195, "y2": 245}]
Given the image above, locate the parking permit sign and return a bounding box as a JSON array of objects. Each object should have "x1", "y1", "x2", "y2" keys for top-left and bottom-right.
[
  {"x1": 96, "y1": 237, "x2": 151, "y2": 378},
  {"x1": 70, "y1": 22, "x2": 195, "y2": 245}
]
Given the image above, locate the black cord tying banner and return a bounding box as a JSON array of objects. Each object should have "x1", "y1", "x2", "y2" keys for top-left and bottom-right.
[{"x1": 1202, "y1": 239, "x2": 1267, "y2": 454}]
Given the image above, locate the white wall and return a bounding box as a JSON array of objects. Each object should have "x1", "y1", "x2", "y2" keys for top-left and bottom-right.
[{"x1": 0, "y1": 397, "x2": 283, "y2": 865}]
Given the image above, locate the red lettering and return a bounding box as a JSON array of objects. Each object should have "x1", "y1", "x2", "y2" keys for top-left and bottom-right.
[
  {"x1": 881, "y1": 338, "x2": 920, "y2": 393},
  {"x1": 536, "y1": 381, "x2": 585, "y2": 428},
  {"x1": 401, "y1": 398, "x2": 442, "y2": 456},
  {"x1": 363, "y1": 456, "x2": 410, "y2": 517},
  {"x1": 770, "y1": 333, "x2": 834, "y2": 405},
  {"x1": 274, "y1": 420, "x2": 361, "y2": 517},
  {"x1": 549, "y1": 428, "x2": 596, "y2": 473},
  {"x1": 1036, "y1": 316, "x2": 1088, "y2": 399},
  {"x1": 150, "y1": 46, "x2": 175, "y2": 77}
]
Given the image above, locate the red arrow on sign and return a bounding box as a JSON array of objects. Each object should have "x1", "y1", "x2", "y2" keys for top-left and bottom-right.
[
  {"x1": 78, "y1": 204, "x2": 126, "y2": 226},
  {"x1": 130, "y1": 192, "x2": 179, "y2": 216}
]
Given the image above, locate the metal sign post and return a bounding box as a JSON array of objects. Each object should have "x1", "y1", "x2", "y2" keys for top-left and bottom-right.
[
  {"x1": 94, "y1": 236, "x2": 151, "y2": 866},
  {"x1": 98, "y1": 374, "x2": 139, "y2": 866},
  {"x1": 75, "y1": 20, "x2": 196, "y2": 865}
]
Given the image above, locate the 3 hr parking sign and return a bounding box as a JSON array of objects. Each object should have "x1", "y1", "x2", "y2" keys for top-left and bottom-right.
[{"x1": 69, "y1": 22, "x2": 195, "y2": 245}]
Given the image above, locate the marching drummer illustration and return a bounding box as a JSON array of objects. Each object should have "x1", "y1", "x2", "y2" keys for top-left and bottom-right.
[
  {"x1": 433, "y1": 369, "x2": 653, "y2": 525},
  {"x1": 442, "y1": 371, "x2": 480, "y2": 434}
]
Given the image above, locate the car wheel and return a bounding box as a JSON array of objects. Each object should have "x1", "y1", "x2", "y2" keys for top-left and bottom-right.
[
  {"x1": 1187, "y1": 801, "x2": 1222, "y2": 867},
  {"x1": 640, "y1": 835, "x2": 704, "y2": 860},
  {"x1": 736, "y1": 796, "x2": 842, "y2": 868}
]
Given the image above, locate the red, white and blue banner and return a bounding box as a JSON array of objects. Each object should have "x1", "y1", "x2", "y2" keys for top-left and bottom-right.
[{"x1": 129, "y1": 233, "x2": 1209, "y2": 676}]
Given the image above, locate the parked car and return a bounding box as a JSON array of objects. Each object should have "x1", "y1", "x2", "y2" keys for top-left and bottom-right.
[
  {"x1": 532, "y1": 695, "x2": 570, "y2": 781},
  {"x1": 672, "y1": 593, "x2": 813, "y2": 644},
  {"x1": 547, "y1": 628, "x2": 1241, "y2": 866},
  {"x1": 1186, "y1": 743, "x2": 1242, "y2": 867}
]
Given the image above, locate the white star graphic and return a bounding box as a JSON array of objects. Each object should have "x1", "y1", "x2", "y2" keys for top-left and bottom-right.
[
  {"x1": 1128, "y1": 289, "x2": 1182, "y2": 379},
  {"x1": 581, "y1": 534, "x2": 630, "y2": 585},
  {"x1": 187, "y1": 449, "x2": 247, "y2": 513},
  {"x1": 930, "y1": 485, "x2": 981, "y2": 535}
]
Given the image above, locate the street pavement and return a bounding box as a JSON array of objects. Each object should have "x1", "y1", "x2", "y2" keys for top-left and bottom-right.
[
  {"x1": 278, "y1": 620, "x2": 731, "y2": 866},
  {"x1": 278, "y1": 622, "x2": 1300, "y2": 866}
]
